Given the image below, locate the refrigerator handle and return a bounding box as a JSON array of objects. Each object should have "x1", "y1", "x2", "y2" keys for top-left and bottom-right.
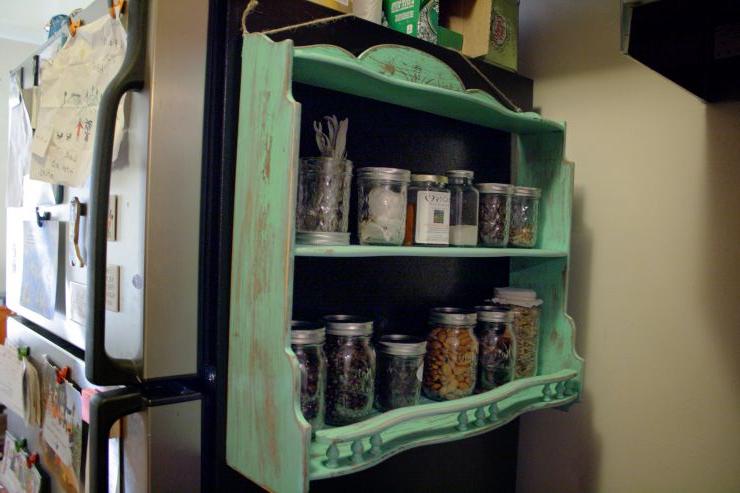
[{"x1": 86, "y1": 0, "x2": 149, "y2": 385}]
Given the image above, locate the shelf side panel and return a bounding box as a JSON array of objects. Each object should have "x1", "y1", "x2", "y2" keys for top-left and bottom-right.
[{"x1": 227, "y1": 34, "x2": 310, "y2": 493}]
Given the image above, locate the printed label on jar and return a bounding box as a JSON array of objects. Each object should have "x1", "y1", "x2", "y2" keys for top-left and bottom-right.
[{"x1": 415, "y1": 191, "x2": 450, "y2": 244}]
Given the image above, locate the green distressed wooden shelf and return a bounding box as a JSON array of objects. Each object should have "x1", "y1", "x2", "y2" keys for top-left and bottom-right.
[{"x1": 227, "y1": 33, "x2": 584, "y2": 493}]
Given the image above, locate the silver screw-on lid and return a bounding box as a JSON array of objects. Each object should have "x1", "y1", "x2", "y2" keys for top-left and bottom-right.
[
  {"x1": 474, "y1": 306, "x2": 513, "y2": 323},
  {"x1": 290, "y1": 321, "x2": 326, "y2": 344},
  {"x1": 411, "y1": 174, "x2": 448, "y2": 185},
  {"x1": 357, "y1": 167, "x2": 411, "y2": 182},
  {"x1": 377, "y1": 335, "x2": 427, "y2": 356},
  {"x1": 477, "y1": 183, "x2": 512, "y2": 194},
  {"x1": 428, "y1": 307, "x2": 477, "y2": 326},
  {"x1": 513, "y1": 186, "x2": 541, "y2": 198},
  {"x1": 446, "y1": 170, "x2": 474, "y2": 179},
  {"x1": 322, "y1": 315, "x2": 374, "y2": 336},
  {"x1": 296, "y1": 231, "x2": 350, "y2": 246}
]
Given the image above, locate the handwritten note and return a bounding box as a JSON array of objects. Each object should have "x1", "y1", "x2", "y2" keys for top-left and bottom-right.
[
  {"x1": 20, "y1": 221, "x2": 59, "y2": 320},
  {"x1": 30, "y1": 15, "x2": 127, "y2": 187},
  {"x1": 0, "y1": 345, "x2": 25, "y2": 418}
]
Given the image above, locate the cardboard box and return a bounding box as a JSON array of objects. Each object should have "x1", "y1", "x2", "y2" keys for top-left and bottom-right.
[
  {"x1": 308, "y1": 0, "x2": 352, "y2": 13},
  {"x1": 442, "y1": 0, "x2": 492, "y2": 57},
  {"x1": 383, "y1": 0, "x2": 440, "y2": 43},
  {"x1": 484, "y1": 0, "x2": 519, "y2": 71}
]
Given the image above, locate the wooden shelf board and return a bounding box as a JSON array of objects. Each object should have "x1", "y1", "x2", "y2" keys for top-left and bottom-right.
[{"x1": 295, "y1": 245, "x2": 568, "y2": 258}]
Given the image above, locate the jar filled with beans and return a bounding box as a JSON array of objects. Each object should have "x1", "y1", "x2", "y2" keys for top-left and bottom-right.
[
  {"x1": 474, "y1": 306, "x2": 516, "y2": 391},
  {"x1": 375, "y1": 335, "x2": 427, "y2": 411},
  {"x1": 491, "y1": 288, "x2": 543, "y2": 379},
  {"x1": 290, "y1": 321, "x2": 327, "y2": 429}
]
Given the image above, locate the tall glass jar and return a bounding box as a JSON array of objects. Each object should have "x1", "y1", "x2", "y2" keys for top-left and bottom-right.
[
  {"x1": 492, "y1": 288, "x2": 542, "y2": 378},
  {"x1": 477, "y1": 183, "x2": 512, "y2": 247},
  {"x1": 446, "y1": 170, "x2": 479, "y2": 247},
  {"x1": 509, "y1": 186, "x2": 541, "y2": 248},
  {"x1": 296, "y1": 157, "x2": 353, "y2": 234},
  {"x1": 323, "y1": 315, "x2": 376, "y2": 425},
  {"x1": 474, "y1": 306, "x2": 516, "y2": 391},
  {"x1": 423, "y1": 307, "x2": 479, "y2": 401},
  {"x1": 357, "y1": 167, "x2": 411, "y2": 246},
  {"x1": 403, "y1": 174, "x2": 450, "y2": 246},
  {"x1": 290, "y1": 321, "x2": 327, "y2": 429},
  {"x1": 375, "y1": 335, "x2": 427, "y2": 411}
]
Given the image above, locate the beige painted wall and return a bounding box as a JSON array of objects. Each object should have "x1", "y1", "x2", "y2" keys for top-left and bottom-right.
[{"x1": 516, "y1": 1, "x2": 740, "y2": 492}]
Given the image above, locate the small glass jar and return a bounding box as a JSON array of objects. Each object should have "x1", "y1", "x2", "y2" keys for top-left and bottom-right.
[
  {"x1": 357, "y1": 167, "x2": 411, "y2": 246},
  {"x1": 492, "y1": 288, "x2": 543, "y2": 379},
  {"x1": 446, "y1": 170, "x2": 479, "y2": 247},
  {"x1": 404, "y1": 174, "x2": 450, "y2": 246},
  {"x1": 323, "y1": 315, "x2": 376, "y2": 425},
  {"x1": 296, "y1": 157, "x2": 353, "y2": 233},
  {"x1": 423, "y1": 307, "x2": 479, "y2": 401},
  {"x1": 375, "y1": 335, "x2": 427, "y2": 411},
  {"x1": 477, "y1": 183, "x2": 512, "y2": 247},
  {"x1": 290, "y1": 321, "x2": 327, "y2": 429},
  {"x1": 509, "y1": 186, "x2": 541, "y2": 248},
  {"x1": 474, "y1": 306, "x2": 516, "y2": 391}
]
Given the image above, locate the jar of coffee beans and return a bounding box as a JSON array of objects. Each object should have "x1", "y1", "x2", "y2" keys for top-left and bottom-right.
[
  {"x1": 477, "y1": 183, "x2": 512, "y2": 247},
  {"x1": 290, "y1": 321, "x2": 327, "y2": 429},
  {"x1": 474, "y1": 306, "x2": 516, "y2": 391},
  {"x1": 509, "y1": 186, "x2": 541, "y2": 248},
  {"x1": 492, "y1": 288, "x2": 542, "y2": 378},
  {"x1": 375, "y1": 335, "x2": 427, "y2": 411}
]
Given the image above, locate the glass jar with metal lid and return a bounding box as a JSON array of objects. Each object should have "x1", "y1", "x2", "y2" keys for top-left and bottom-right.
[
  {"x1": 422, "y1": 307, "x2": 479, "y2": 401},
  {"x1": 446, "y1": 170, "x2": 479, "y2": 247},
  {"x1": 296, "y1": 157, "x2": 353, "y2": 235},
  {"x1": 509, "y1": 186, "x2": 541, "y2": 248},
  {"x1": 403, "y1": 174, "x2": 450, "y2": 246},
  {"x1": 492, "y1": 287, "x2": 543, "y2": 378},
  {"x1": 290, "y1": 321, "x2": 327, "y2": 429},
  {"x1": 477, "y1": 183, "x2": 512, "y2": 247},
  {"x1": 375, "y1": 335, "x2": 427, "y2": 411},
  {"x1": 474, "y1": 306, "x2": 516, "y2": 391},
  {"x1": 323, "y1": 315, "x2": 376, "y2": 425},
  {"x1": 357, "y1": 167, "x2": 411, "y2": 246}
]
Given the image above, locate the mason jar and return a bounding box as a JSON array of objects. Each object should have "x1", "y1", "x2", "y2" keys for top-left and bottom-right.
[
  {"x1": 403, "y1": 174, "x2": 450, "y2": 246},
  {"x1": 446, "y1": 170, "x2": 479, "y2": 247},
  {"x1": 323, "y1": 315, "x2": 376, "y2": 425},
  {"x1": 477, "y1": 183, "x2": 512, "y2": 247},
  {"x1": 423, "y1": 307, "x2": 479, "y2": 401},
  {"x1": 357, "y1": 167, "x2": 411, "y2": 246},
  {"x1": 509, "y1": 186, "x2": 541, "y2": 248},
  {"x1": 296, "y1": 157, "x2": 353, "y2": 234},
  {"x1": 375, "y1": 335, "x2": 427, "y2": 411},
  {"x1": 474, "y1": 306, "x2": 516, "y2": 391},
  {"x1": 290, "y1": 321, "x2": 327, "y2": 429},
  {"x1": 492, "y1": 288, "x2": 543, "y2": 378}
]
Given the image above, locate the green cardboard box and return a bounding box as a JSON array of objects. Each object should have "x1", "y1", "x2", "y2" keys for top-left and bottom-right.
[
  {"x1": 484, "y1": 0, "x2": 519, "y2": 72},
  {"x1": 383, "y1": 0, "x2": 439, "y2": 43}
]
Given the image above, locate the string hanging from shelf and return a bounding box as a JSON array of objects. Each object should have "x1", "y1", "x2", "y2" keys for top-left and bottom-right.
[{"x1": 241, "y1": 0, "x2": 352, "y2": 36}]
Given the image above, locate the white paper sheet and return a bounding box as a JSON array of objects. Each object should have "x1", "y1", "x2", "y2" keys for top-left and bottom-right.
[
  {"x1": 6, "y1": 76, "x2": 32, "y2": 207},
  {"x1": 0, "y1": 432, "x2": 43, "y2": 493},
  {"x1": 30, "y1": 15, "x2": 127, "y2": 187},
  {"x1": 0, "y1": 345, "x2": 26, "y2": 418},
  {"x1": 20, "y1": 221, "x2": 59, "y2": 320}
]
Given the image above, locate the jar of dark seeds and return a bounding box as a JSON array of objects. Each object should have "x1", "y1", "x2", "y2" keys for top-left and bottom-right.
[
  {"x1": 290, "y1": 321, "x2": 327, "y2": 429},
  {"x1": 375, "y1": 335, "x2": 427, "y2": 411},
  {"x1": 509, "y1": 186, "x2": 541, "y2": 248},
  {"x1": 474, "y1": 306, "x2": 516, "y2": 391},
  {"x1": 477, "y1": 183, "x2": 512, "y2": 247},
  {"x1": 492, "y1": 288, "x2": 543, "y2": 379},
  {"x1": 323, "y1": 315, "x2": 376, "y2": 425}
]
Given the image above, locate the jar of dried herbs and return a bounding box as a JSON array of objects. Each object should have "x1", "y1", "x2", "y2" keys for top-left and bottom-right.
[
  {"x1": 296, "y1": 157, "x2": 353, "y2": 234},
  {"x1": 404, "y1": 174, "x2": 450, "y2": 246},
  {"x1": 474, "y1": 306, "x2": 516, "y2": 391},
  {"x1": 423, "y1": 307, "x2": 479, "y2": 401},
  {"x1": 357, "y1": 167, "x2": 411, "y2": 245},
  {"x1": 477, "y1": 183, "x2": 512, "y2": 247},
  {"x1": 290, "y1": 321, "x2": 327, "y2": 429},
  {"x1": 375, "y1": 335, "x2": 427, "y2": 411},
  {"x1": 492, "y1": 288, "x2": 542, "y2": 379},
  {"x1": 323, "y1": 315, "x2": 376, "y2": 425},
  {"x1": 446, "y1": 170, "x2": 479, "y2": 247},
  {"x1": 509, "y1": 186, "x2": 541, "y2": 248}
]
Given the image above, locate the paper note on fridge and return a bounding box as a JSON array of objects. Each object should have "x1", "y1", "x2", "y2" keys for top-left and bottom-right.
[
  {"x1": 0, "y1": 344, "x2": 26, "y2": 418},
  {"x1": 30, "y1": 15, "x2": 127, "y2": 187}
]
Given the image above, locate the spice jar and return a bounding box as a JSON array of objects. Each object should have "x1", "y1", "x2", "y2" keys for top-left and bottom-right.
[
  {"x1": 509, "y1": 186, "x2": 541, "y2": 248},
  {"x1": 446, "y1": 170, "x2": 479, "y2": 247},
  {"x1": 357, "y1": 167, "x2": 411, "y2": 245},
  {"x1": 403, "y1": 174, "x2": 450, "y2": 246},
  {"x1": 323, "y1": 315, "x2": 376, "y2": 425},
  {"x1": 423, "y1": 307, "x2": 479, "y2": 401},
  {"x1": 375, "y1": 335, "x2": 427, "y2": 411},
  {"x1": 296, "y1": 157, "x2": 353, "y2": 234},
  {"x1": 290, "y1": 321, "x2": 327, "y2": 429},
  {"x1": 477, "y1": 183, "x2": 512, "y2": 247},
  {"x1": 492, "y1": 288, "x2": 542, "y2": 379},
  {"x1": 474, "y1": 306, "x2": 516, "y2": 391}
]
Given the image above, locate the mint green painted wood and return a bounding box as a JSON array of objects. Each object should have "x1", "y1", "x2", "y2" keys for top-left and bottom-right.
[
  {"x1": 358, "y1": 45, "x2": 466, "y2": 91},
  {"x1": 295, "y1": 245, "x2": 568, "y2": 258}
]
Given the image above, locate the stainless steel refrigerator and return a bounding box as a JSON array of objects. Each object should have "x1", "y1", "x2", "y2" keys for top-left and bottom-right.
[{"x1": 5, "y1": 0, "x2": 209, "y2": 491}]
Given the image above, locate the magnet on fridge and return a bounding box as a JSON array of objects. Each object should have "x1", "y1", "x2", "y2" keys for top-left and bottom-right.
[
  {"x1": 107, "y1": 195, "x2": 118, "y2": 241},
  {"x1": 17, "y1": 346, "x2": 30, "y2": 360}
]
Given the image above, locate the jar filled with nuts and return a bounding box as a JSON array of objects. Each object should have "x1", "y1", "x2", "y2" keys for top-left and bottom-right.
[
  {"x1": 423, "y1": 307, "x2": 479, "y2": 401},
  {"x1": 375, "y1": 335, "x2": 427, "y2": 411},
  {"x1": 491, "y1": 288, "x2": 543, "y2": 379},
  {"x1": 474, "y1": 306, "x2": 516, "y2": 391},
  {"x1": 323, "y1": 315, "x2": 376, "y2": 425},
  {"x1": 477, "y1": 183, "x2": 512, "y2": 247},
  {"x1": 509, "y1": 186, "x2": 541, "y2": 248},
  {"x1": 290, "y1": 321, "x2": 327, "y2": 429}
]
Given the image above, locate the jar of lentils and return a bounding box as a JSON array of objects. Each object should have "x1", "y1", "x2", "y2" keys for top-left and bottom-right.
[
  {"x1": 375, "y1": 335, "x2": 427, "y2": 411},
  {"x1": 492, "y1": 288, "x2": 543, "y2": 379},
  {"x1": 509, "y1": 186, "x2": 541, "y2": 248},
  {"x1": 477, "y1": 183, "x2": 512, "y2": 247},
  {"x1": 423, "y1": 307, "x2": 479, "y2": 401},
  {"x1": 357, "y1": 167, "x2": 411, "y2": 246},
  {"x1": 323, "y1": 315, "x2": 376, "y2": 425},
  {"x1": 474, "y1": 306, "x2": 516, "y2": 391},
  {"x1": 290, "y1": 321, "x2": 327, "y2": 429}
]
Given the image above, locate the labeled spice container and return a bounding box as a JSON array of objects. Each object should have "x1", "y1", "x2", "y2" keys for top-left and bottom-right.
[
  {"x1": 404, "y1": 174, "x2": 450, "y2": 246},
  {"x1": 477, "y1": 183, "x2": 512, "y2": 247},
  {"x1": 446, "y1": 170, "x2": 479, "y2": 246},
  {"x1": 474, "y1": 306, "x2": 516, "y2": 391},
  {"x1": 290, "y1": 321, "x2": 327, "y2": 429},
  {"x1": 423, "y1": 307, "x2": 479, "y2": 401},
  {"x1": 375, "y1": 335, "x2": 427, "y2": 411},
  {"x1": 509, "y1": 186, "x2": 541, "y2": 248},
  {"x1": 357, "y1": 167, "x2": 411, "y2": 245},
  {"x1": 323, "y1": 315, "x2": 376, "y2": 425},
  {"x1": 492, "y1": 288, "x2": 542, "y2": 378},
  {"x1": 296, "y1": 157, "x2": 353, "y2": 234}
]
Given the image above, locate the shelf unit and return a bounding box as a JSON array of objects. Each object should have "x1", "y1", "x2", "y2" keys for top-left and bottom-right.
[{"x1": 227, "y1": 33, "x2": 584, "y2": 492}]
